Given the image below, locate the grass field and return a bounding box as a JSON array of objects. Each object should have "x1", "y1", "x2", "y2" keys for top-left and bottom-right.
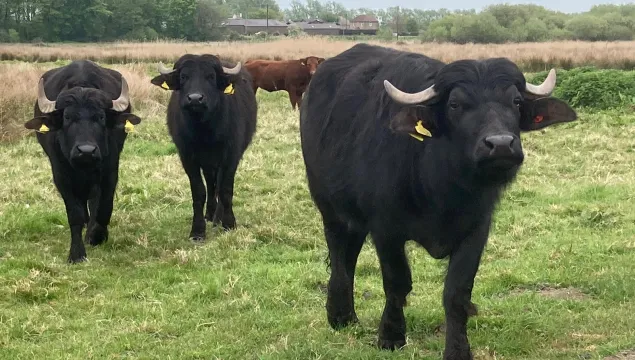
[
  {"x1": 1, "y1": 51, "x2": 635, "y2": 359},
  {"x1": 3, "y1": 38, "x2": 635, "y2": 71}
]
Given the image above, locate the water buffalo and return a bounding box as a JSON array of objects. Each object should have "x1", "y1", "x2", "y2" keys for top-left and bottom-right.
[
  {"x1": 24, "y1": 60, "x2": 142, "y2": 263},
  {"x1": 150, "y1": 54, "x2": 257, "y2": 241},
  {"x1": 299, "y1": 43, "x2": 577, "y2": 358}
]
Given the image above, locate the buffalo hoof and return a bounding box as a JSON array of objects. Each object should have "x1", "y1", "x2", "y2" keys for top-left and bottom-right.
[
  {"x1": 85, "y1": 223, "x2": 108, "y2": 246},
  {"x1": 377, "y1": 337, "x2": 406, "y2": 351},
  {"x1": 67, "y1": 252, "x2": 87, "y2": 264},
  {"x1": 327, "y1": 310, "x2": 358, "y2": 330},
  {"x1": 467, "y1": 302, "x2": 478, "y2": 317},
  {"x1": 443, "y1": 349, "x2": 473, "y2": 360},
  {"x1": 189, "y1": 234, "x2": 206, "y2": 242},
  {"x1": 221, "y1": 216, "x2": 236, "y2": 231}
]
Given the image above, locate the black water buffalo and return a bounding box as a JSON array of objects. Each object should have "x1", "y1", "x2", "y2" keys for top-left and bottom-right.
[
  {"x1": 150, "y1": 54, "x2": 257, "y2": 241},
  {"x1": 299, "y1": 43, "x2": 577, "y2": 358},
  {"x1": 24, "y1": 60, "x2": 142, "y2": 263}
]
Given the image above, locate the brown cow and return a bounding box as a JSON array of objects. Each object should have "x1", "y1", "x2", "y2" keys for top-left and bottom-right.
[{"x1": 244, "y1": 56, "x2": 325, "y2": 110}]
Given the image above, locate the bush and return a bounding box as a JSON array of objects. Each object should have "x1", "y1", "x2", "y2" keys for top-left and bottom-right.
[
  {"x1": 450, "y1": 13, "x2": 508, "y2": 43},
  {"x1": 0, "y1": 29, "x2": 20, "y2": 43},
  {"x1": 124, "y1": 27, "x2": 159, "y2": 41},
  {"x1": 527, "y1": 68, "x2": 635, "y2": 109},
  {"x1": 377, "y1": 26, "x2": 394, "y2": 41}
]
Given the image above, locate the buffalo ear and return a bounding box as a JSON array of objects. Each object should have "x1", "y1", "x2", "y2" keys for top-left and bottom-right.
[
  {"x1": 150, "y1": 72, "x2": 179, "y2": 91},
  {"x1": 25, "y1": 115, "x2": 59, "y2": 132},
  {"x1": 110, "y1": 113, "x2": 142, "y2": 131},
  {"x1": 389, "y1": 105, "x2": 437, "y2": 141},
  {"x1": 520, "y1": 97, "x2": 577, "y2": 131}
]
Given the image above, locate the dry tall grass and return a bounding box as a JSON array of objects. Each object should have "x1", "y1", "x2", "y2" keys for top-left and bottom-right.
[
  {"x1": 2, "y1": 38, "x2": 635, "y2": 70},
  {"x1": 0, "y1": 62, "x2": 168, "y2": 142}
]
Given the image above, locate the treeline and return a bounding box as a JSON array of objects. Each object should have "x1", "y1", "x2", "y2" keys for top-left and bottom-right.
[
  {"x1": 0, "y1": 0, "x2": 282, "y2": 42},
  {"x1": 2, "y1": 0, "x2": 635, "y2": 43}
]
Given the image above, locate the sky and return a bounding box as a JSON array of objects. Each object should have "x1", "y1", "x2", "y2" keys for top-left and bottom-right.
[{"x1": 277, "y1": 0, "x2": 633, "y2": 14}]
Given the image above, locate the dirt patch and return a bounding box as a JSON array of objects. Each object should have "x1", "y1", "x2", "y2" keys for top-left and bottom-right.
[
  {"x1": 537, "y1": 286, "x2": 588, "y2": 300},
  {"x1": 510, "y1": 284, "x2": 589, "y2": 301},
  {"x1": 604, "y1": 350, "x2": 635, "y2": 360}
]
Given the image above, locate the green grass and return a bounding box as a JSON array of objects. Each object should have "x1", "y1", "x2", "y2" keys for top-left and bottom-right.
[{"x1": 1, "y1": 88, "x2": 635, "y2": 360}]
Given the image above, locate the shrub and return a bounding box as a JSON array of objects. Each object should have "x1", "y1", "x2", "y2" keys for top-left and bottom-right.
[
  {"x1": 527, "y1": 68, "x2": 635, "y2": 109},
  {"x1": 0, "y1": 29, "x2": 20, "y2": 42}
]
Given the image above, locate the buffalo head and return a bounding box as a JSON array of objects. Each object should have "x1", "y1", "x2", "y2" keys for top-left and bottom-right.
[
  {"x1": 151, "y1": 54, "x2": 241, "y2": 114},
  {"x1": 385, "y1": 59, "x2": 577, "y2": 183},
  {"x1": 24, "y1": 76, "x2": 141, "y2": 168}
]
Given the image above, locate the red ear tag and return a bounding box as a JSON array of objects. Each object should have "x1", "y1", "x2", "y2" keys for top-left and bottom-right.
[{"x1": 534, "y1": 115, "x2": 544, "y2": 123}]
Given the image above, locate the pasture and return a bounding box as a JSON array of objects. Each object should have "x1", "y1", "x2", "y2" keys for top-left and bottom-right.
[{"x1": 1, "y1": 40, "x2": 635, "y2": 359}]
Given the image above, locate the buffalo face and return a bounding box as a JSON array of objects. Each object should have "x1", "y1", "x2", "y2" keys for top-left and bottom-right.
[
  {"x1": 25, "y1": 77, "x2": 141, "y2": 169},
  {"x1": 386, "y1": 60, "x2": 577, "y2": 183},
  {"x1": 151, "y1": 55, "x2": 241, "y2": 115}
]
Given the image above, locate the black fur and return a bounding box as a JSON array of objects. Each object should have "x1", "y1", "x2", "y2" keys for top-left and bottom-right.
[
  {"x1": 25, "y1": 60, "x2": 141, "y2": 263},
  {"x1": 300, "y1": 43, "x2": 576, "y2": 359},
  {"x1": 151, "y1": 54, "x2": 257, "y2": 241}
]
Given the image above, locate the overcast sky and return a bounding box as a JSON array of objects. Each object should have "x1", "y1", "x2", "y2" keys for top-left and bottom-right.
[{"x1": 278, "y1": 0, "x2": 632, "y2": 14}]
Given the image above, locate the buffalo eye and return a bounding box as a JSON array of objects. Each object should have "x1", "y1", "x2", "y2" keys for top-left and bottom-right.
[
  {"x1": 180, "y1": 73, "x2": 189, "y2": 82},
  {"x1": 448, "y1": 101, "x2": 460, "y2": 110},
  {"x1": 513, "y1": 97, "x2": 522, "y2": 107}
]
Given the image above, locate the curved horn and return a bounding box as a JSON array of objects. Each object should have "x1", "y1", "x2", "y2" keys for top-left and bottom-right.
[
  {"x1": 158, "y1": 62, "x2": 176, "y2": 75},
  {"x1": 222, "y1": 62, "x2": 241, "y2": 75},
  {"x1": 111, "y1": 76, "x2": 130, "y2": 112},
  {"x1": 383, "y1": 80, "x2": 438, "y2": 105},
  {"x1": 37, "y1": 78, "x2": 57, "y2": 114},
  {"x1": 525, "y1": 68, "x2": 556, "y2": 96}
]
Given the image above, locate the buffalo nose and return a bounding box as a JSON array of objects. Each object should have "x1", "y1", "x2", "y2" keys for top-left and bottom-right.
[
  {"x1": 187, "y1": 93, "x2": 204, "y2": 104},
  {"x1": 484, "y1": 135, "x2": 515, "y2": 156},
  {"x1": 77, "y1": 144, "x2": 97, "y2": 155}
]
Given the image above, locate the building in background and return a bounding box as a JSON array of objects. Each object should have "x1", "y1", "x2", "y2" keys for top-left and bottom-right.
[{"x1": 223, "y1": 18, "x2": 289, "y2": 35}]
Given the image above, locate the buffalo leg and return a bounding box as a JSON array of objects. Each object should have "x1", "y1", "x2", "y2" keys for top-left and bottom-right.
[
  {"x1": 182, "y1": 156, "x2": 206, "y2": 241},
  {"x1": 213, "y1": 157, "x2": 239, "y2": 230},
  {"x1": 52, "y1": 165, "x2": 87, "y2": 263},
  {"x1": 202, "y1": 167, "x2": 219, "y2": 223},
  {"x1": 324, "y1": 216, "x2": 367, "y2": 329},
  {"x1": 442, "y1": 223, "x2": 488, "y2": 360},
  {"x1": 374, "y1": 236, "x2": 411, "y2": 350},
  {"x1": 86, "y1": 174, "x2": 116, "y2": 246},
  {"x1": 59, "y1": 194, "x2": 87, "y2": 263}
]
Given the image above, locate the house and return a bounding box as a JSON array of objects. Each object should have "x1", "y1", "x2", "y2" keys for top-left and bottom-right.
[
  {"x1": 348, "y1": 14, "x2": 379, "y2": 35},
  {"x1": 223, "y1": 18, "x2": 289, "y2": 35},
  {"x1": 291, "y1": 19, "x2": 342, "y2": 36}
]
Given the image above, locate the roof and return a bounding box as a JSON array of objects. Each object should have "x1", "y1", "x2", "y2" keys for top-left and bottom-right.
[
  {"x1": 351, "y1": 14, "x2": 378, "y2": 23},
  {"x1": 223, "y1": 19, "x2": 288, "y2": 27},
  {"x1": 294, "y1": 22, "x2": 342, "y2": 30}
]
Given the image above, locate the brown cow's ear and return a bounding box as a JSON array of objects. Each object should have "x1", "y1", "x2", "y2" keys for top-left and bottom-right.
[
  {"x1": 520, "y1": 97, "x2": 577, "y2": 131},
  {"x1": 150, "y1": 73, "x2": 179, "y2": 91},
  {"x1": 389, "y1": 105, "x2": 437, "y2": 141}
]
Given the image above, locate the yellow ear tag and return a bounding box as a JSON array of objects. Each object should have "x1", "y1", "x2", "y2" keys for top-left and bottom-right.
[
  {"x1": 409, "y1": 133, "x2": 424, "y2": 141},
  {"x1": 414, "y1": 120, "x2": 432, "y2": 137},
  {"x1": 37, "y1": 124, "x2": 50, "y2": 133},
  {"x1": 124, "y1": 120, "x2": 135, "y2": 133},
  {"x1": 161, "y1": 81, "x2": 169, "y2": 90},
  {"x1": 224, "y1": 83, "x2": 235, "y2": 95}
]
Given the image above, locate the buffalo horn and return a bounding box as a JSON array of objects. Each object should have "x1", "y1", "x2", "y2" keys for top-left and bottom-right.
[{"x1": 383, "y1": 80, "x2": 438, "y2": 105}]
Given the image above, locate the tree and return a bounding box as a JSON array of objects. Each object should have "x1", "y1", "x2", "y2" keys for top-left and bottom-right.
[{"x1": 405, "y1": 18, "x2": 419, "y2": 35}]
